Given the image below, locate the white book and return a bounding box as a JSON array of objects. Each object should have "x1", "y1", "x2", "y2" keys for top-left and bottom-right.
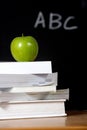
[
  {"x1": 0, "y1": 72, "x2": 58, "y2": 88},
  {"x1": 0, "y1": 89, "x2": 69, "y2": 119},
  {"x1": 0, "y1": 61, "x2": 52, "y2": 74},
  {"x1": 0, "y1": 72, "x2": 58, "y2": 93},
  {"x1": 0, "y1": 113, "x2": 67, "y2": 127},
  {"x1": 0, "y1": 99, "x2": 67, "y2": 119},
  {"x1": 0, "y1": 89, "x2": 69, "y2": 103},
  {"x1": 0, "y1": 85, "x2": 57, "y2": 93},
  {"x1": 0, "y1": 85, "x2": 57, "y2": 94}
]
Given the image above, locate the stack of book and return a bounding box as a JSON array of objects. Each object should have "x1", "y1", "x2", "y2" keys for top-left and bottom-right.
[{"x1": 0, "y1": 61, "x2": 69, "y2": 119}]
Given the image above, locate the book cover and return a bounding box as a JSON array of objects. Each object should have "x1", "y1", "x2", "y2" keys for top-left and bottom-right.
[
  {"x1": 0, "y1": 99, "x2": 67, "y2": 119},
  {"x1": 0, "y1": 61, "x2": 52, "y2": 74}
]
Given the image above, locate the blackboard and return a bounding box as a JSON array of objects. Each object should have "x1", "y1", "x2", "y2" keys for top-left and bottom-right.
[{"x1": 0, "y1": 0, "x2": 87, "y2": 110}]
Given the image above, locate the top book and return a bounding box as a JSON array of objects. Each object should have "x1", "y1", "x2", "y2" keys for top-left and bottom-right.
[{"x1": 0, "y1": 61, "x2": 52, "y2": 74}]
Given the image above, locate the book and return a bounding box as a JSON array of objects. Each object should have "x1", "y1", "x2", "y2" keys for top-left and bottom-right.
[
  {"x1": 0, "y1": 72, "x2": 58, "y2": 88},
  {"x1": 0, "y1": 88, "x2": 69, "y2": 103},
  {"x1": 0, "y1": 85, "x2": 57, "y2": 93},
  {"x1": 0, "y1": 89, "x2": 69, "y2": 119},
  {"x1": 0, "y1": 61, "x2": 52, "y2": 74},
  {"x1": 0, "y1": 99, "x2": 67, "y2": 119},
  {"x1": 0, "y1": 61, "x2": 58, "y2": 92},
  {"x1": 0, "y1": 72, "x2": 58, "y2": 93},
  {"x1": 0, "y1": 112, "x2": 67, "y2": 127}
]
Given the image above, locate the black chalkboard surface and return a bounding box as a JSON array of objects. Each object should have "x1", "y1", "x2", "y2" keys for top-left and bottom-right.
[{"x1": 0, "y1": 0, "x2": 87, "y2": 110}]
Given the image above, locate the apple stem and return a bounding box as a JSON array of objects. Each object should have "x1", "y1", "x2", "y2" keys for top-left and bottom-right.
[{"x1": 22, "y1": 33, "x2": 24, "y2": 37}]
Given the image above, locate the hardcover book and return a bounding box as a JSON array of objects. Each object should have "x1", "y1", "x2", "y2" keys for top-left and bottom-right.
[{"x1": 0, "y1": 89, "x2": 69, "y2": 119}]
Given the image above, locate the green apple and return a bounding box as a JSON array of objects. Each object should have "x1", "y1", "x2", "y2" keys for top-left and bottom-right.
[{"x1": 10, "y1": 34, "x2": 39, "y2": 61}]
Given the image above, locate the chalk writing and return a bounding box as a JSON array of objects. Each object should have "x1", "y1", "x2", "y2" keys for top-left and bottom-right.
[{"x1": 34, "y1": 11, "x2": 78, "y2": 30}]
